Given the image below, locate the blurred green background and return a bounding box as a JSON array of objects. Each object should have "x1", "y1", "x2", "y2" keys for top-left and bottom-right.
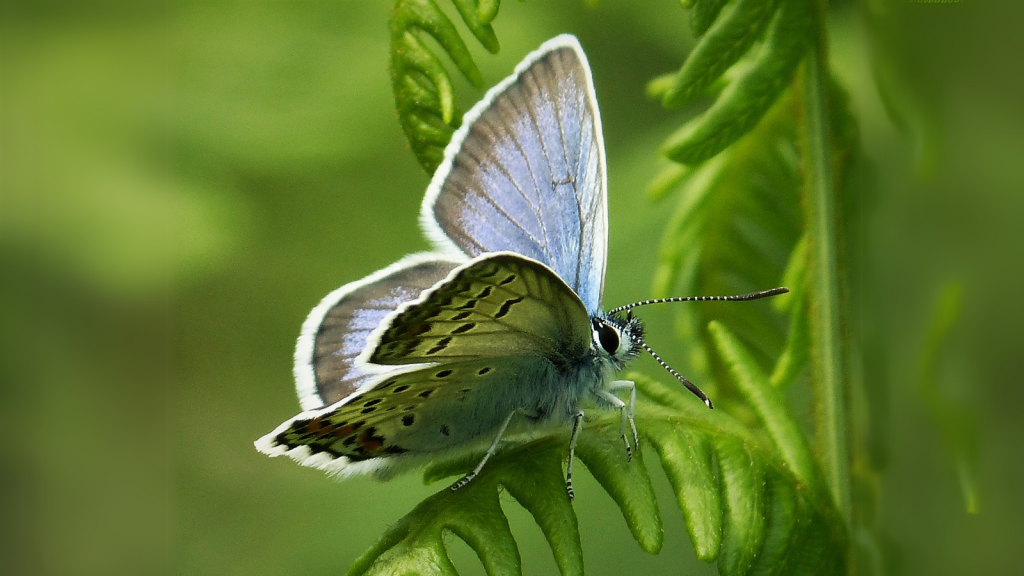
[{"x1": 1, "y1": 1, "x2": 1022, "y2": 575}]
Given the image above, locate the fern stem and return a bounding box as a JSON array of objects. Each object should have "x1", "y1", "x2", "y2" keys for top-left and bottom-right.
[{"x1": 800, "y1": 11, "x2": 850, "y2": 524}]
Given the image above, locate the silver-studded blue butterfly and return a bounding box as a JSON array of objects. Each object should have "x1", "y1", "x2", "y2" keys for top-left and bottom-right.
[{"x1": 255, "y1": 35, "x2": 786, "y2": 498}]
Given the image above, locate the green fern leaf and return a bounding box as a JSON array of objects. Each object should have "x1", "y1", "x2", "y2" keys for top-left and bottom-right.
[
  {"x1": 708, "y1": 321, "x2": 819, "y2": 491},
  {"x1": 662, "y1": 0, "x2": 813, "y2": 165},
  {"x1": 662, "y1": 0, "x2": 780, "y2": 109},
  {"x1": 643, "y1": 420, "x2": 722, "y2": 559},
  {"x1": 690, "y1": 0, "x2": 731, "y2": 37},
  {"x1": 635, "y1": 374, "x2": 847, "y2": 576},
  {"x1": 768, "y1": 235, "x2": 809, "y2": 390},
  {"x1": 576, "y1": 427, "x2": 664, "y2": 554},
  {"x1": 476, "y1": 0, "x2": 502, "y2": 25},
  {"x1": 390, "y1": 0, "x2": 503, "y2": 173},
  {"x1": 653, "y1": 93, "x2": 803, "y2": 391},
  {"x1": 421, "y1": 438, "x2": 584, "y2": 576},
  {"x1": 351, "y1": 384, "x2": 847, "y2": 576}
]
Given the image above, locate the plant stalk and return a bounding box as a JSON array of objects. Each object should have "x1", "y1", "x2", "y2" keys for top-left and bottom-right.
[{"x1": 800, "y1": 21, "x2": 851, "y2": 524}]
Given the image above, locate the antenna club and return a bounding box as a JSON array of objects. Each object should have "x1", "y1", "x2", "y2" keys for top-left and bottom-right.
[{"x1": 639, "y1": 341, "x2": 713, "y2": 408}]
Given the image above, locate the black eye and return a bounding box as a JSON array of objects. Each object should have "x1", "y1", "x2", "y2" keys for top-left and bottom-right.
[{"x1": 597, "y1": 322, "x2": 620, "y2": 354}]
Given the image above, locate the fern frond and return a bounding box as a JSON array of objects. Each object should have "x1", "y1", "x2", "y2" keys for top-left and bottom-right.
[
  {"x1": 652, "y1": 93, "x2": 803, "y2": 393},
  {"x1": 690, "y1": 0, "x2": 731, "y2": 37},
  {"x1": 663, "y1": 0, "x2": 813, "y2": 165},
  {"x1": 708, "y1": 321, "x2": 819, "y2": 491},
  {"x1": 662, "y1": 0, "x2": 780, "y2": 109},
  {"x1": 637, "y1": 373, "x2": 847, "y2": 576},
  {"x1": 764, "y1": 234, "x2": 809, "y2": 390},
  {"x1": 351, "y1": 437, "x2": 579, "y2": 576},
  {"x1": 390, "y1": 0, "x2": 503, "y2": 173},
  {"x1": 349, "y1": 383, "x2": 847, "y2": 576}
]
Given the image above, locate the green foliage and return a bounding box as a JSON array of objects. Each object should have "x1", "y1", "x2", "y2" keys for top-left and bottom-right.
[
  {"x1": 363, "y1": 1, "x2": 870, "y2": 574},
  {"x1": 916, "y1": 281, "x2": 980, "y2": 514},
  {"x1": 649, "y1": 92, "x2": 803, "y2": 396},
  {"x1": 690, "y1": 0, "x2": 731, "y2": 37},
  {"x1": 652, "y1": 0, "x2": 813, "y2": 165},
  {"x1": 350, "y1": 378, "x2": 847, "y2": 576},
  {"x1": 390, "y1": 0, "x2": 503, "y2": 173},
  {"x1": 660, "y1": 0, "x2": 780, "y2": 110}
]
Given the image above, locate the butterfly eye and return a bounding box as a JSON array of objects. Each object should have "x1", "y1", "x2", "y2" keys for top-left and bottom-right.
[{"x1": 596, "y1": 322, "x2": 620, "y2": 355}]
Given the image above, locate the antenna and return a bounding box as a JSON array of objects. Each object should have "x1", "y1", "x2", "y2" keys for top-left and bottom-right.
[
  {"x1": 618, "y1": 286, "x2": 789, "y2": 409},
  {"x1": 640, "y1": 341, "x2": 713, "y2": 409},
  {"x1": 608, "y1": 287, "x2": 789, "y2": 316}
]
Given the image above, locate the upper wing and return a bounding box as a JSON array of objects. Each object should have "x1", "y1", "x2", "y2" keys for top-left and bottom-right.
[
  {"x1": 421, "y1": 35, "x2": 608, "y2": 315},
  {"x1": 294, "y1": 253, "x2": 462, "y2": 410},
  {"x1": 364, "y1": 252, "x2": 592, "y2": 371}
]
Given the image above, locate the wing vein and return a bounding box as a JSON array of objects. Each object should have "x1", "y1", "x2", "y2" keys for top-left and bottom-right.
[
  {"x1": 459, "y1": 127, "x2": 551, "y2": 247},
  {"x1": 516, "y1": 74, "x2": 558, "y2": 266},
  {"x1": 450, "y1": 179, "x2": 552, "y2": 255}
]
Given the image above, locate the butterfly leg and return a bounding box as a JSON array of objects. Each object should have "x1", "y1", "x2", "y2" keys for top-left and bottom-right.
[
  {"x1": 610, "y1": 380, "x2": 639, "y2": 457},
  {"x1": 596, "y1": 389, "x2": 632, "y2": 461},
  {"x1": 450, "y1": 410, "x2": 517, "y2": 492},
  {"x1": 565, "y1": 410, "x2": 585, "y2": 501}
]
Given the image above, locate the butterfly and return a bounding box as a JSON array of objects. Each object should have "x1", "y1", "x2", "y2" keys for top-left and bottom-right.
[{"x1": 255, "y1": 34, "x2": 786, "y2": 498}]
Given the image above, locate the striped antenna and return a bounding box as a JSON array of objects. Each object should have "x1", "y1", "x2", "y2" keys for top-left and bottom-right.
[
  {"x1": 608, "y1": 287, "x2": 789, "y2": 315},
  {"x1": 640, "y1": 341, "x2": 713, "y2": 409}
]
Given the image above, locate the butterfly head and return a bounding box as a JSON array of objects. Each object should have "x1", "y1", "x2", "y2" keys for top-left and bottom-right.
[{"x1": 590, "y1": 312, "x2": 644, "y2": 371}]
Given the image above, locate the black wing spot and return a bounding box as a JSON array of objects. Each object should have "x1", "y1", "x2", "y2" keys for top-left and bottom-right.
[
  {"x1": 360, "y1": 406, "x2": 376, "y2": 414},
  {"x1": 419, "y1": 389, "x2": 434, "y2": 399},
  {"x1": 451, "y1": 311, "x2": 473, "y2": 321},
  {"x1": 475, "y1": 286, "x2": 493, "y2": 299},
  {"x1": 435, "y1": 369, "x2": 453, "y2": 378},
  {"x1": 477, "y1": 367, "x2": 491, "y2": 375},
  {"x1": 403, "y1": 405, "x2": 417, "y2": 411},
  {"x1": 351, "y1": 420, "x2": 365, "y2": 430},
  {"x1": 494, "y1": 297, "x2": 525, "y2": 319},
  {"x1": 342, "y1": 436, "x2": 356, "y2": 446},
  {"x1": 393, "y1": 385, "x2": 410, "y2": 393},
  {"x1": 499, "y1": 274, "x2": 517, "y2": 285},
  {"x1": 440, "y1": 424, "x2": 451, "y2": 436},
  {"x1": 457, "y1": 299, "x2": 478, "y2": 310},
  {"x1": 379, "y1": 380, "x2": 397, "y2": 389},
  {"x1": 451, "y1": 323, "x2": 476, "y2": 334},
  {"x1": 460, "y1": 388, "x2": 471, "y2": 393},
  {"x1": 363, "y1": 398, "x2": 382, "y2": 407},
  {"x1": 402, "y1": 414, "x2": 415, "y2": 426},
  {"x1": 426, "y1": 337, "x2": 452, "y2": 355}
]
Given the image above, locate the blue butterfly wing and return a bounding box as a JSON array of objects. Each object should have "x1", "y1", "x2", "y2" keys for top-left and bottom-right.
[
  {"x1": 294, "y1": 254, "x2": 461, "y2": 410},
  {"x1": 422, "y1": 35, "x2": 608, "y2": 315}
]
